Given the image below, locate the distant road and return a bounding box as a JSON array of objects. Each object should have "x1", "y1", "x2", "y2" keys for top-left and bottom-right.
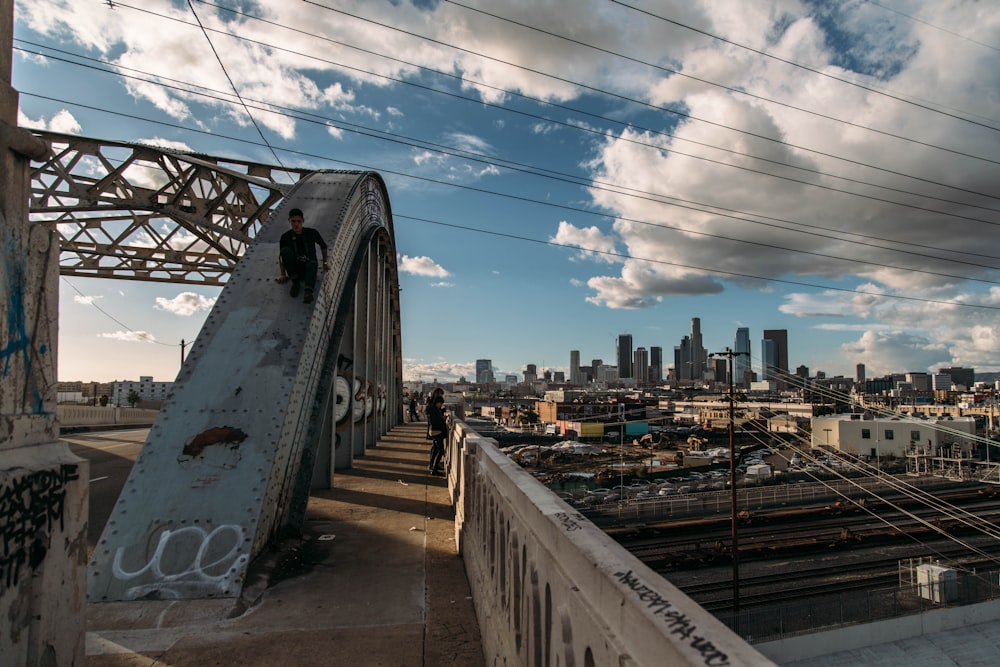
[{"x1": 60, "y1": 428, "x2": 147, "y2": 556}]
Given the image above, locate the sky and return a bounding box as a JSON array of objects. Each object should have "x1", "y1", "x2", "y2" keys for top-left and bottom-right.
[{"x1": 11, "y1": 0, "x2": 1000, "y2": 385}]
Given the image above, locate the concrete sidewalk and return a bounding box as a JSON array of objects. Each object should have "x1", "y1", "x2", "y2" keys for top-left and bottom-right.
[{"x1": 86, "y1": 421, "x2": 485, "y2": 666}]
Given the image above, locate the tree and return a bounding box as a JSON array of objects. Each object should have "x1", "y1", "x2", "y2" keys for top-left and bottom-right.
[
  {"x1": 516, "y1": 409, "x2": 540, "y2": 425},
  {"x1": 126, "y1": 390, "x2": 140, "y2": 408},
  {"x1": 99, "y1": 394, "x2": 109, "y2": 407}
]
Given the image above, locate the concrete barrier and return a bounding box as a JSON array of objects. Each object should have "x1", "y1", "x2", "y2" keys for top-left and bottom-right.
[
  {"x1": 447, "y1": 420, "x2": 775, "y2": 667},
  {"x1": 57, "y1": 406, "x2": 159, "y2": 429}
]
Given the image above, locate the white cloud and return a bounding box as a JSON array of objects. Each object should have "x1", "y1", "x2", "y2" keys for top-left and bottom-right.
[
  {"x1": 137, "y1": 137, "x2": 194, "y2": 152},
  {"x1": 154, "y1": 292, "x2": 217, "y2": 316},
  {"x1": 550, "y1": 221, "x2": 621, "y2": 263},
  {"x1": 18, "y1": 108, "x2": 81, "y2": 134},
  {"x1": 398, "y1": 255, "x2": 450, "y2": 278},
  {"x1": 839, "y1": 330, "x2": 950, "y2": 377},
  {"x1": 402, "y1": 359, "x2": 475, "y2": 383},
  {"x1": 100, "y1": 331, "x2": 156, "y2": 343},
  {"x1": 73, "y1": 294, "x2": 100, "y2": 306}
]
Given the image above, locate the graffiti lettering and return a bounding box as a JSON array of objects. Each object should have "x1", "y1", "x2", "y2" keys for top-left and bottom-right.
[
  {"x1": 613, "y1": 569, "x2": 730, "y2": 667},
  {"x1": 111, "y1": 524, "x2": 245, "y2": 599},
  {"x1": 553, "y1": 512, "x2": 584, "y2": 532},
  {"x1": 0, "y1": 464, "x2": 79, "y2": 590}
]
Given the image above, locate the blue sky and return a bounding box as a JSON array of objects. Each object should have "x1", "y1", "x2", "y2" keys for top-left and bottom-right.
[{"x1": 13, "y1": 0, "x2": 1000, "y2": 384}]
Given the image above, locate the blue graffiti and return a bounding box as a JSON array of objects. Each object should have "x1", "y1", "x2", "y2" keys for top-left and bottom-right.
[
  {"x1": 2, "y1": 238, "x2": 50, "y2": 415},
  {"x1": 1, "y1": 244, "x2": 32, "y2": 380}
]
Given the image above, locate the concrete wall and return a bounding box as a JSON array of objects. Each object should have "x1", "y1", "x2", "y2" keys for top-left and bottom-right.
[
  {"x1": 2, "y1": 2, "x2": 89, "y2": 661},
  {"x1": 57, "y1": 406, "x2": 159, "y2": 428},
  {"x1": 446, "y1": 420, "x2": 775, "y2": 667}
]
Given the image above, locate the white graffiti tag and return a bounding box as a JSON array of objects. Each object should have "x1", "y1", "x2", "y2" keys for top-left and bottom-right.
[{"x1": 111, "y1": 524, "x2": 245, "y2": 599}]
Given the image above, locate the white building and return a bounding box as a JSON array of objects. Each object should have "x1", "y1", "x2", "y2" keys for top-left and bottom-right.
[
  {"x1": 112, "y1": 376, "x2": 174, "y2": 407},
  {"x1": 811, "y1": 413, "x2": 976, "y2": 457}
]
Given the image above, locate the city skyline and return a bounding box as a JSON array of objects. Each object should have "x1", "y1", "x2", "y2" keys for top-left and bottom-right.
[{"x1": 15, "y1": 1, "x2": 999, "y2": 385}]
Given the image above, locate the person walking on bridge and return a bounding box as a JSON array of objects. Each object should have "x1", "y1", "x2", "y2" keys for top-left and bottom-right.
[
  {"x1": 426, "y1": 394, "x2": 448, "y2": 475},
  {"x1": 277, "y1": 207, "x2": 329, "y2": 304}
]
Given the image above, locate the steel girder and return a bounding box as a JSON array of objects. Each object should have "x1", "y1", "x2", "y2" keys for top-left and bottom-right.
[{"x1": 28, "y1": 131, "x2": 313, "y2": 285}]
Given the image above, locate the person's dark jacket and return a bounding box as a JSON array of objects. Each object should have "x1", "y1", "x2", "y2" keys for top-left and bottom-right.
[{"x1": 427, "y1": 402, "x2": 448, "y2": 437}]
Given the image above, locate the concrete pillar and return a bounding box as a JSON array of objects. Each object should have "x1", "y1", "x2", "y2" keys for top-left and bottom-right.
[{"x1": 1, "y1": 0, "x2": 89, "y2": 663}]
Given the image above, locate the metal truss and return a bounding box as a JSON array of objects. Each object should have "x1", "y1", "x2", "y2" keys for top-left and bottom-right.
[{"x1": 28, "y1": 131, "x2": 313, "y2": 286}]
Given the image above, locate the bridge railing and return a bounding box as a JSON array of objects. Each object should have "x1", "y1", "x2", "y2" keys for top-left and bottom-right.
[
  {"x1": 57, "y1": 406, "x2": 158, "y2": 429},
  {"x1": 445, "y1": 419, "x2": 775, "y2": 667}
]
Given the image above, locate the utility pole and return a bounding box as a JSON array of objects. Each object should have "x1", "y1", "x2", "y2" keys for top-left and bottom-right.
[{"x1": 711, "y1": 347, "x2": 748, "y2": 625}]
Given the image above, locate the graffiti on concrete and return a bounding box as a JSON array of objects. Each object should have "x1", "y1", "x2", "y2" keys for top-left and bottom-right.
[
  {"x1": 333, "y1": 354, "x2": 378, "y2": 429},
  {"x1": 1, "y1": 225, "x2": 56, "y2": 416},
  {"x1": 0, "y1": 464, "x2": 80, "y2": 590},
  {"x1": 111, "y1": 523, "x2": 245, "y2": 600},
  {"x1": 553, "y1": 511, "x2": 584, "y2": 532},
  {"x1": 613, "y1": 568, "x2": 730, "y2": 667}
]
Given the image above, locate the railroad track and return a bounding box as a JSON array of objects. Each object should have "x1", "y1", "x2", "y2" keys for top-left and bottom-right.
[{"x1": 614, "y1": 498, "x2": 1000, "y2": 571}]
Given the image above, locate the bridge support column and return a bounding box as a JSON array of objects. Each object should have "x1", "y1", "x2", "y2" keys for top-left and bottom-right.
[{"x1": 1, "y1": 1, "x2": 89, "y2": 662}]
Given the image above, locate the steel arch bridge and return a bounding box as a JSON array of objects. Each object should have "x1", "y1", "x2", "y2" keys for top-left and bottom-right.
[{"x1": 28, "y1": 132, "x2": 404, "y2": 601}]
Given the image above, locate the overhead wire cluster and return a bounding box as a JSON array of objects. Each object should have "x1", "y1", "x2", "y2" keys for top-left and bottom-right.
[
  {"x1": 13, "y1": 0, "x2": 1000, "y2": 313},
  {"x1": 716, "y1": 352, "x2": 1000, "y2": 573}
]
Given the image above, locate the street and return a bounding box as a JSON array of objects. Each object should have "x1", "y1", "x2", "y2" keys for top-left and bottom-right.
[{"x1": 60, "y1": 428, "x2": 146, "y2": 557}]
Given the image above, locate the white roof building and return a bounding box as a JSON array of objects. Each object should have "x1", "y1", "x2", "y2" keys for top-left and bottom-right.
[{"x1": 811, "y1": 413, "x2": 976, "y2": 457}]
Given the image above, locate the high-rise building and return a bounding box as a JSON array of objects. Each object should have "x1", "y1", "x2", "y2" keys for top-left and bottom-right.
[
  {"x1": 905, "y1": 371, "x2": 930, "y2": 391},
  {"x1": 633, "y1": 347, "x2": 649, "y2": 385},
  {"x1": 761, "y1": 338, "x2": 777, "y2": 383},
  {"x1": 650, "y1": 346, "x2": 663, "y2": 384},
  {"x1": 524, "y1": 364, "x2": 537, "y2": 384},
  {"x1": 734, "y1": 327, "x2": 751, "y2": 388},
  {"x1": 475, "y1": 359, "x2": 494, "y2": 385},
  {"x1": 932, "y1": 372, "x2": 953, "y2": 391},
  {"x1": 856, "y1": 363, "x2": 866, "y2": 384},
  {"x1": 762, "y1": 329, "x2": 789, "y2": 388},
  {"x1": 690, "y1": 318, "x2": 705, "y2": 380},
  {"x1": 675, "y1": 338, "x2": 691, "y2": 381},
  {"x1": 617, "y1": 334, "x2": 633, "y2": 380},
  {"x1": 590, "y1": 359, "x2": 603, "y2": 384},
  {"x1": 570, "y1": 350, "x2": 582, "y2": 385},
  {"x1": 938, "y1": 366, "x2": 974, "y2": 390}
]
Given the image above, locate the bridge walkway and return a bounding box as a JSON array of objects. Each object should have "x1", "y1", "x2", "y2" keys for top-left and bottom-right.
[{"x1": 86, "y1": 421, "x2": 485, "y2": 666}]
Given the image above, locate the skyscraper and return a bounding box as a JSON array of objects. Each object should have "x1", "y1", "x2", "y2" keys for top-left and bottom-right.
[
  {"x1": 475, "y1": 359, "x2": 494, "y2": 384},
  {"x1": 762, "y1": 329, "x2": 789, "y2": 388},
  {"x1": 734, "y1": 327, "x2": 751, "y2": 388},
  {"x1": 570, "y1": 350, "x2": 581, "y2": 385},
  {"x1": 617, "y1": 334, "x2": 633, "y2": 380},
  {"x1": 690, "y1": 318, "x2": 704, "y2": 381},
  {"x1": 676, "y1": 337, "x2": 691, "y2": 381},
  {"x1": 650, "y1": 346, "x2": 663, "y2": 384},
  {"x1": 634, "y1": 347, "x2": 649, "y2": 386}
]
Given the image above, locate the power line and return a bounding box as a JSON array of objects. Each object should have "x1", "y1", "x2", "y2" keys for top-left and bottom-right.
[
  {"x1": 428, "y1": 0, "x2": 1000, "y2": 157},
  {"x1": 604, "y1": 0, "x2": 1000, "y2": 133},
  {"x1": 185, "y1": 0, "x2": 286, "y2": 169},
  {"x1": 396, "y1": 213, "x2": 1000, "y2": 311},
  {"x1": 865, "y1": 0, "x2": 1000, "y2": 54},
  {"x1": 23, "y1": 89, "x2": 1000, "y2": 310},
  {"x1": 193, "y1": 0, "x2": 1000, "y2": 207},
  {"x1": 60, "y1": 277, "x2": 181, "y2": 348},
  {"x1": 15, "y1": 43, "x2": 1000, "y2": 276}
]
